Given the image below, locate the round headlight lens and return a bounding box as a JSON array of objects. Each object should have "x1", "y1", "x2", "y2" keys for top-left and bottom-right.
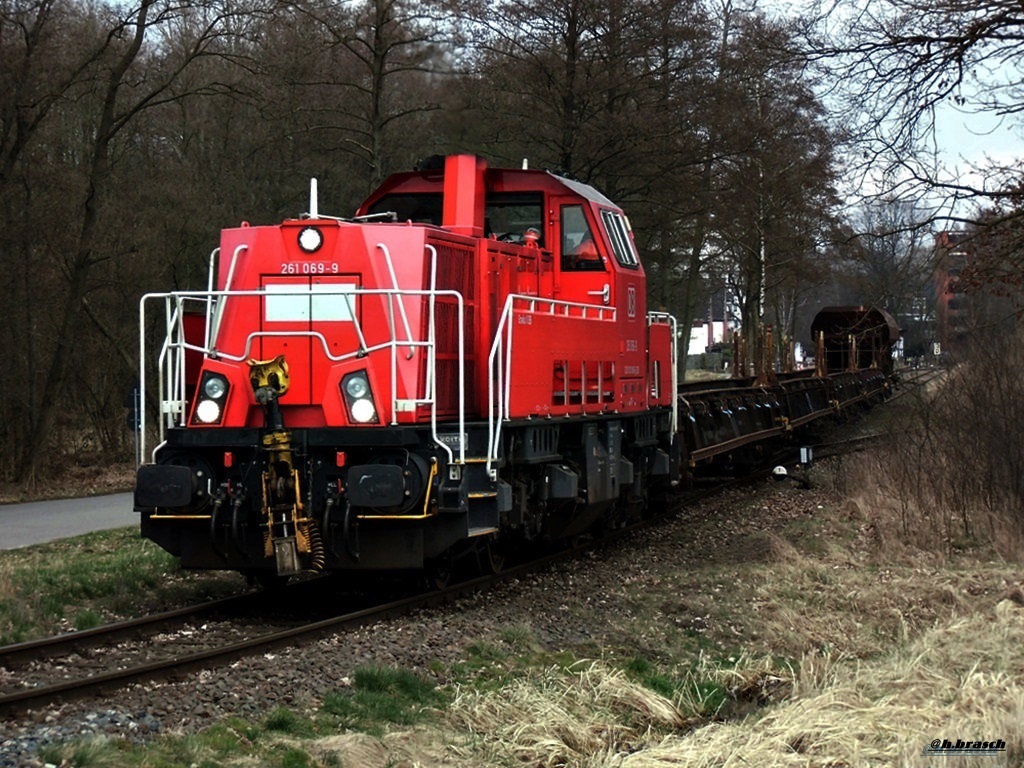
[
  {"x1": 298, "y1": 226, "x2": 323, "y2": 253},
  {"x1": 203, "y1": 376, "x2": 227, "y2": 399},
  {"x1": 345, "y1": 375, "x2": 370, "y2": 399},
  {"x1": 195, "y1": 399, "x2": 221, "y2": 424},
  {"x1": 350, "y1": 398, "x2": 376, "y2": 423}
]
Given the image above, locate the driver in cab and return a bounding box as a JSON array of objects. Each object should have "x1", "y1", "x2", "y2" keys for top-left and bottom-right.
[{"x1": 564, "y1": 234, "x2": 603, "y2": 271}]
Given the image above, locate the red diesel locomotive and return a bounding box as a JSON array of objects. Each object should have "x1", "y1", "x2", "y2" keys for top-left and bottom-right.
[
  {"x1": 134, "y1": 154, "x2": 894, "y2": 582},
  {"x1": 135, "y1": 155, "x2": 678, "y2": 581}
]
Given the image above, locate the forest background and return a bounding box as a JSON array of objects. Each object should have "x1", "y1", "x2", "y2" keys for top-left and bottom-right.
[{"x1": 1, "y1": 0, "x2": 1022, "y2": 486}]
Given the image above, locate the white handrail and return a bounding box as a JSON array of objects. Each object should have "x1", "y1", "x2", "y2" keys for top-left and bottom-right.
[
  {"x1": 210, "y1": 244, "x2": 247, "y2": 349},
  {"x1": 486, "y1": 294, "x2": 616, "y2": 478},
  {"x1": 138, "y1": 284, "x2": 465, "y2": 465},
  {"x1": 203, "y1": 248, "x2": 219, "y2": 350},
  {"x1": 647, "y1": 311, "x2": 679, "y2": 434},
  {"x1": 422, "y1": 246, "x2": 464, "y2": 466},
  {"x1": 345, "y1": 289, "x2": 370, "y2": 355},
  {"x1": 485, "y1": 298, "x2": 513, "y2": 477},
  {"x1": 139, "y1": 295, "x2": 148, "y2": 450},
  {"x1": 149, "y1": 287, "x2": 460, "y2": 357},
  {"x1": 376, "y1": 242, "x2": 416, "y2": 359}
]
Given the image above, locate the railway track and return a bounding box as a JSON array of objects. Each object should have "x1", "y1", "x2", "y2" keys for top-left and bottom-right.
[
  {"x1": 0, "y1": 581, "x2": 335, "y2": 715},
  {"x1": 0, "y1": 477, "x2": 747, "y2": 719},
  {"x1": 807, "y1": 366, "x2": 943, "y2": 458},
  {"x1": 1, "y1": 377, "x2": 929, "y2": 719},
  {"x1": 0, "y1": 539, "x2": 621, "y2": 717},
  {"x1": 894, "y1": 365, "x2": 944, "y2": 392}
]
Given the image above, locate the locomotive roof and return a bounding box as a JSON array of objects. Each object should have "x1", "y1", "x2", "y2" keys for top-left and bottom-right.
[
  {"x1": 554, "y1": 173, "x2": 617, "y2": 207},
  {"x1": 358, "y1": 162, "x2": 619, "y2": 213}
]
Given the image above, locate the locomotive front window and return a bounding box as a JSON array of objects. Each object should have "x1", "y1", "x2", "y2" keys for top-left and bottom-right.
[
  {"x1": 366, "y1": 193, "x2": 442, "y2": 225},
  {"x1": 264, "y1": 282, "x2": 357, "y2": 322}
]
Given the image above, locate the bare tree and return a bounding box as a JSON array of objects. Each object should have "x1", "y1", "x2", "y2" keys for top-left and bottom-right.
[
  {"x1": 803, "y1": 0, "x2": 1024, "y2": 221},
  {"x1": 839, "y1": 198, "x2": 935, "y2": 318},
  {"x1": 708, "y1": 11, "x2": 842, "y2": 366},
  {"x1": 8, "y1": 0, "x2": 275, "y2": 484},
  {"x1": 454, "y1": 0, "x2": 846, "y2": 378},
  {"x1": 283, "y1": 0, "x2": 452, "y2": 190}
]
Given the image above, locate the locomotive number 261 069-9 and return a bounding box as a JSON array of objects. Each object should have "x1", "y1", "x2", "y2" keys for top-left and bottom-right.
[{"x1": 281, "y1": 261, "x2": 340, "y2": 275}]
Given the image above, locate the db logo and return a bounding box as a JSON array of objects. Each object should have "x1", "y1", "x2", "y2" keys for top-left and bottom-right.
[{"x1": 627, "y1": 285, "x2": 637, "y2": 318}]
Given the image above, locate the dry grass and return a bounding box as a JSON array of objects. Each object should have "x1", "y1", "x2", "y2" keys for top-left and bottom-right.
[
  {"x1": 613, "y1": 600, "x2": 1024, "y2": 767},
  {"x1": 841, "y1": 450, "x2": 1024, "y2": 562},
  {"x1": 446, "y1": 661, "x2": 694, "y2": 766},
  {"x1": 400, "y1": 601, "x2": 1022, "y2": 768}
]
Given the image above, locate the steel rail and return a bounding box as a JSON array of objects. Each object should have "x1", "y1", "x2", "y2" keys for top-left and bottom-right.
[
  {"x1": 0, "y1": 551, "x2": 573, "y2": 717},
  {"x1": 0, "y1": 474, "x2": 747, "y2": 718},
  {"x1": 0, "y1": 591, "x2": 272, "y2": 670}
]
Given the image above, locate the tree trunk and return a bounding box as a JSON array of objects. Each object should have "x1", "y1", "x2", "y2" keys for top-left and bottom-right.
[{"x1": 16, "y1": 1, "x2": 153, "y2": 483}]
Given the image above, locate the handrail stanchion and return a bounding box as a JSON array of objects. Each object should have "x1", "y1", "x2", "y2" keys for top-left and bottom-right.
[
  {"x1": 424, "y1": 246, "x2": 453, "y2": 464},
  {"x1": 457, "y1": 297, "x2": 465, "y2": 466},
  {"x1": 387, "y1": 293, "x2": 398, "y2": 426},
  {"x1": 210, "y1": 245, "x2": 246, "y2": 349},
  {"x1": 138, "y1": 297, "x2": 148, "y2": 463},
  {"x1": 203, "y1": 247, "x2": 219, "y2": 350},
  {"x1": 377, "y1": 243, "x2": 416, "y2": 358}
]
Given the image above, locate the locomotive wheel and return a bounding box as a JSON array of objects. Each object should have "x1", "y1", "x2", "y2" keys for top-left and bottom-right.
[
  {"x1": 481, "y1": 536, "x2": 506, "y2": 574},
  {"x1": 425, "y1": 549, "x2": 454, "y2": 590}
]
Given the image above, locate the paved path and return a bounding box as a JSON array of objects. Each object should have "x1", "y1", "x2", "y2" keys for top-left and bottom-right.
[{"x1": 0, "y1": 493, "x2": 135, "y2": 550}]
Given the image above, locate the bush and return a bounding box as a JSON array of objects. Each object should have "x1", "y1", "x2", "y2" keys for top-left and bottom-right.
[{"x1": 852, "y1": 326, "x2": 1024, "y2": 555}]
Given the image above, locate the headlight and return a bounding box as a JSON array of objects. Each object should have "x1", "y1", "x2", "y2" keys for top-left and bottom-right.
[
  {"x1": 345, "y1": 375, "x2": 369, "y2": 399},
  {"x1": 195, "y1": 399, "x2": 222, "y2": 424},
  {"x1": 350, "y1": 398, "x2": 376, "y2": 423},
  {"x1": 341, "y1": 371, "x2": 378, "y2": 424},
  {"x1": 298, "y1": 226, "x2": 323, "y2": 253},
  {"x1": 204, "y1": 375, "x2": 228, "y2": 399},
  {"x1": 193, "y1": 371, "x2": 231, "y2": 425}
]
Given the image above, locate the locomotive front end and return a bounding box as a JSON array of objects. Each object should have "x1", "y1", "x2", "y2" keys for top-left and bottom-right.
[{"x1": 135, "y1": 205, "x2": 471, "y2": 581}]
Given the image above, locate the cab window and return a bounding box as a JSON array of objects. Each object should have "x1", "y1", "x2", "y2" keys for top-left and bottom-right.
[
  {"x1": 486, "y1": 192, "x2": 543, "y2": 246},
  {"x1": 561, "y1": 204, "x2": 604, "y2": 271},
  {"x1": 600, "y1": 209, "x2": 640, "y2": 268}
]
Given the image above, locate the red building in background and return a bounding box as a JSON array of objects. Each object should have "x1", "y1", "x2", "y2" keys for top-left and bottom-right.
[{"x1": 934, "y1": 230, "x2": 973, "y2": 358}]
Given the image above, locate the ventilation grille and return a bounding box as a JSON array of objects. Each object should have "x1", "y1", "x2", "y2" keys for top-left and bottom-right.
[{"x1": 425, "y1": 238, "x2": 477, "y2": 414}]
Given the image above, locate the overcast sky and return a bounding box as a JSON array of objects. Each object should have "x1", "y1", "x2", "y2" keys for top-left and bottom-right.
[{"x1": 935, "y1": 106, "x2": 1023, "y2": 170}]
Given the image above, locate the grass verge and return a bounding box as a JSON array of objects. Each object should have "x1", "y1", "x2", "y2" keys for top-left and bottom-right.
[
  {"x1": 0, "y1": 527, "x2": 243, "y2": 644},
  {"x1": 37, "y1": 665, "x2": 448, "y2": 768}
]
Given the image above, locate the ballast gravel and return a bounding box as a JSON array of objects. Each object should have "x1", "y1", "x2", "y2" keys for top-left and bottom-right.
[{"x1": 0, "y1": 481, "x2": 830, "y2": 766}]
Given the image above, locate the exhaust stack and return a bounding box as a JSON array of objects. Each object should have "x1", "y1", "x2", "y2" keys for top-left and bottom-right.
[{"x1": 442, "y1": 155, "x2": 486, "y2": 237}]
